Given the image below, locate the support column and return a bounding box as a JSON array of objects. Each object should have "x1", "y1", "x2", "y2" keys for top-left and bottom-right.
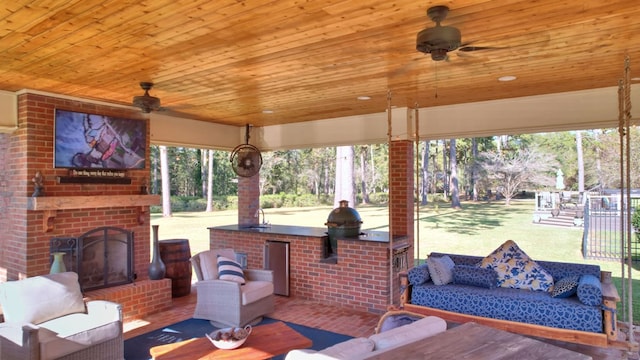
[
  {"x1": 388, "y1": 139, "x2": 415, "y2": 305},
  {"x1": 389, "y1": 140, "x2": 414, "y2": 241},
  {"x1": 237, "y1": 174, "x2": 260, "y2": 226}
]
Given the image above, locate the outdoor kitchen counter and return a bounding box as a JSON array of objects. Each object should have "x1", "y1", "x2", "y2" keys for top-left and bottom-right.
[
  {"x1": 209, "y1": 224, "x2": 395, "y2": 243},
  {"x1": 208, "y1": 225, "x2": 410, "y2": 314}
]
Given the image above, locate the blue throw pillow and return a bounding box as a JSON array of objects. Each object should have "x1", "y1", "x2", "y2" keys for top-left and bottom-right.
[
  {"x1": 577, "y1": 274, "x2": 602, "y2": 306},
  {"x1": 551, "y1": 275, "x2": 580, "y2": 298},
  {"x1": 453, "y1": 265, "x2": 498, "y2": 289},
  {"x1": 426, "y1": 255, "x2": 455, "y2": 286},
  {"x1": 408, "y1": 264, "x2": 430, "y2": 286}
]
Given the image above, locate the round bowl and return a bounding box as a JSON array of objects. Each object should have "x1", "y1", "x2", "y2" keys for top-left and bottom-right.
[{"x1": 205, "y1": 325, "x2": 252, "y2": 350}]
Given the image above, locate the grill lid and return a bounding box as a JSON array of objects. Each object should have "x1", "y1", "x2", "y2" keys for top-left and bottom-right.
[{"x1": 326, "y1": 200, "x2": 362, "y2": 227}]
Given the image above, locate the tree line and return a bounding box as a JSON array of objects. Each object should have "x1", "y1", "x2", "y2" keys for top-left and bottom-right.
[{"x1": 151, "y1": 128, "x2": 640, "y2": 213}]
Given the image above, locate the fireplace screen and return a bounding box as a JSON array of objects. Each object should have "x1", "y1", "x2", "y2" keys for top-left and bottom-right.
[{"x1": 51, "y1": 226, "x2": 134, "y2": 291}]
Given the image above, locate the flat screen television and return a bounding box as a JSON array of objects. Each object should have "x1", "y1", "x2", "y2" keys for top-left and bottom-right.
[{"x1": 54, "y1": 109, "x2": 146, "y2": 170}]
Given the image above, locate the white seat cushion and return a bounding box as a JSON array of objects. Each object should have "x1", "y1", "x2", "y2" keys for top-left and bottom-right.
[
  {"x1": 37, "y1": 312, "x2": 120, "y2": 360},
  {"x1": 368, "y1": 316, "x2": 447, "y2": 351},
  {"x1": 285, "y1": 338, "x2": 374, "y2": 360},
  {"x1": 319, "y1": 337, "x2": 375, "y2": 358},
  {"x1": 241, "y1": 280, "x2": 274, "y2": 305}
]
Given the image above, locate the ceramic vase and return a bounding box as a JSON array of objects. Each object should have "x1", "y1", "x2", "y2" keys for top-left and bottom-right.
[
  {"x1": 50, "y1": 252, "x2": 67, "y2": 274},
  {"x1": 148, "y1": 225, "x2": 166, "y2": 280}
]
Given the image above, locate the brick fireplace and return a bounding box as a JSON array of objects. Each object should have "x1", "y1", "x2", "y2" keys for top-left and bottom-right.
[{"x1": 0, "y1": 92, "x2": 171, "y2": 320}]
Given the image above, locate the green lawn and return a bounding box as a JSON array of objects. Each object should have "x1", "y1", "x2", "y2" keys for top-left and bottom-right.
[{"x1": 150, "y1": 199, "x2": 639, "y2": 324}]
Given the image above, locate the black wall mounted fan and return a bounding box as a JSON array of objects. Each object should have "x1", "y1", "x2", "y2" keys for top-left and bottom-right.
[{"x1": 230, "y1": 124, "x2": 262, "y2": 178}]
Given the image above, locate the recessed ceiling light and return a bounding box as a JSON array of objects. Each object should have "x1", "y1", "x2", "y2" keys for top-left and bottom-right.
[
  {"x1": 498, "y1": 75, "x2": 517, "y2": 82},
  {"x1": 262, "y1": 109, "x2": 274, "y2": 114},
  {"x1": 357, "y1": 96, "x2": 371, "y2": 100}
]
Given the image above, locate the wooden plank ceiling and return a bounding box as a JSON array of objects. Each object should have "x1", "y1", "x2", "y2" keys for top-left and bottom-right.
[{"x1": 0, "y1": 0, "x2": 638, "y2": 127}]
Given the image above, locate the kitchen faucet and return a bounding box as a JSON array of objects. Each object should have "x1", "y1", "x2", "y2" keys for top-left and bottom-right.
[{"x1": 255, "y1": 208, "x2": 267, "y2": 225}]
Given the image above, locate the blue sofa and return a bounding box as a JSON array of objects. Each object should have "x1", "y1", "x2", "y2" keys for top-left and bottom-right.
[{"x1": 400, "y1": 252, "x2": 620, "y2": 348}]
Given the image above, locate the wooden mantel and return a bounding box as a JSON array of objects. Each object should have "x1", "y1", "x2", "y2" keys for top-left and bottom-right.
[
  {"x1": 27, "y1": 195, "x2": 161, "y2": 211},
  {"x1": 27, "y1": 195, "x2": 161, "y2": 232}
]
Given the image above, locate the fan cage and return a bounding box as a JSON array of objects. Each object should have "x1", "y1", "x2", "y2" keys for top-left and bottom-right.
[{"x1": 230, "y1": 144, "x2": 263, "y2": 177}]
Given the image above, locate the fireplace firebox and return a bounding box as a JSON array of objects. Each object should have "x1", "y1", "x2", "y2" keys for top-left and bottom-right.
[{"x1": 50, "y1": 226, "x2": 135, "y2": 291}]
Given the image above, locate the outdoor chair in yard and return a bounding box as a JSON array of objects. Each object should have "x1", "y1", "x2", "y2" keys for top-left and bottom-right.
[
  {"x1": 0, "y1": 272, "x2": 123, "y2": 360},
  {"x1": 190, "y1": 248, "x2": 275, "y2": 327}
]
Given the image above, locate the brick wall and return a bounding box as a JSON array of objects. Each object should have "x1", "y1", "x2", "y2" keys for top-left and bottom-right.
[
  {"x1": 210, "y1": 228, "x2": 406, "y2": 314},
  {"x1": 0, "y1": 93, "x2": 171, "y2": 319},
  {"x1": 389, "y1": 140, "x2": 414, "y2": 239},
  {"x1": 85, "y1": 279, "x2": 172, "y2": 321}
]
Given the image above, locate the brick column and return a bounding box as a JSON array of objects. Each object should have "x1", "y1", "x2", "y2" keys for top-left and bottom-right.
[
  {"x1": 238, "y1": 174, "x2": 260, "y2": 226},
  {"x1": 389, "y1": 140, "x2": 414, "y2": 252}
]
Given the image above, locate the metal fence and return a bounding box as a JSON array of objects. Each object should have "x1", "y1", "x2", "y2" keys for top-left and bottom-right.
[{"x1": 583, "y1": 194, "x2": 640, "y2": 264}]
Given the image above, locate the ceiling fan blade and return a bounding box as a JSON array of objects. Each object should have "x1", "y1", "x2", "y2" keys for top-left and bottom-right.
[{"x1": 458, "y1": 45, "x2": 504, "y2": 52}]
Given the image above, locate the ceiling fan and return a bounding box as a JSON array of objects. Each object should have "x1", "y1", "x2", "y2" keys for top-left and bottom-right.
[
  {"x1": 229, "y1": 124, "x2": 263, "y2": 178},
  {"x1": 416, "y1": 5, "x2": 496, "y2": 61},
  {"x1": 132, "y1": 82, "x2": 161, "y2": 113}
]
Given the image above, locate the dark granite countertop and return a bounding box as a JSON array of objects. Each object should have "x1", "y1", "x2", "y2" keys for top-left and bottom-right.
[
  {"x1": 209, "y1": 224, "x2": 327, "y2": 237},
  {"x1": 208, "y1": 224, "x2": 399, "y2": 243}
]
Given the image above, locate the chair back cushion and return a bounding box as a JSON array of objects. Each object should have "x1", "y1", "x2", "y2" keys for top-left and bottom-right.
[
  {"x1": 0, "y1": 272, "x2": 86, "y2": 324},
  {"x1": 193, "y1": 249, "x2": 236, "y2": 281}
]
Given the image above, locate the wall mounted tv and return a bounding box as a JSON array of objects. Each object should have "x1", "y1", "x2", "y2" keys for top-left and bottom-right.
[{"x1": 54, "y1": 109, "x2": 146, "y2": 170}]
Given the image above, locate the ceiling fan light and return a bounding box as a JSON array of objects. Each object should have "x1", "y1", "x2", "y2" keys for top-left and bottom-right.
[
  {"x1": 132, "y1": 95, "x2": 161, "y2": 113},
  {"x1": 431, "y1": 49, "x2": 448, "y2": 61},
  {"x1": 132, "y1": 82, "x2": 161, "y2": 113}
]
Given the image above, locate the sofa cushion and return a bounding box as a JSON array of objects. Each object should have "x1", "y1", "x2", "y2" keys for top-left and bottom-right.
[
  {"x1": 198, "y1": 249, "x2": 236, "y2": 280},
  {"x1": 198, "y1": 251, "x2": 219, "y2": 280},
  {"x1": 408, "y1": 264, "x2": 430, "y2": 286},
  {"x1": 217, "y1": 255, "x2": 246, "y2": 284},
  {"x1": 369, "y1": 316, "x2": 447, "y2": 351},
  {"x1": 426, "y1": 255, "x2": 455, "y2": 285},
  {"x1": 377, "y1": 312, "x2": 425, "y2": 333},
  {"x1": 0, "y1": 272, "x2": 86, "y2": 325},
  {"x1": 38, "y1": 313, "x2": 121, "y2": 360},
  {"x1": 480, "y1": 240, "x2": 554, "y2": 292},
  {"x1": 39, "y1": 312, "x2": 121, "y2": 345},
  {"x1": 285, "y1": 350, "x2": 343, "y2": 360},
  {"x1": 320, "y1": 337, "x2": 375, "y2": 359},
  {"x1": 453, "y1": 265, "x2": 498, "y2": 289},
  {"x1": 411, "y1": 282, "x2": 603, "y2": 333},
  {"x1": 552, "y1": 275, "x2": 580, "y2": 298},
  {"x1": 577, "y1": 274, "x2": 602, "y2": 306},
  {"x1": 285, "y1": 337, "x2": 374, "y2": 360},
  {"x1": 241, "y1": 280, "x2": 274, "y2": 305}
]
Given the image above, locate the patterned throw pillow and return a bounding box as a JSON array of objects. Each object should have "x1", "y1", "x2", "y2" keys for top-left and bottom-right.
[
  {"x1": 408, "y1": 264, "x2": 431, "y2": 285},
  {"x1": 453, "y1": 265, "x2": 498, "y2": 289},
  {"x1": 426, "y1": 255, "x2": 455, "y2": 286},
  {"x1": 217, "y1": 255, "x2": 245, "y2": 284},
  {"x1": 551, "y1": 275, "x2": 580, "y2": 298},
  {"x1": 577, "y1": 274, "x2": 602, "y2": 306},
  {"x1": 480, "y1": 240, "x2": 554, "y2": 292}
]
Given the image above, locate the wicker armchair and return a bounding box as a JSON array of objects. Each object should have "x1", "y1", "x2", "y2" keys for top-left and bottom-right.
[
  {"x1": 0, "y1": 272, "x2": 123, "y2": 360},
  {"x1": 190, "y1": 249, "x2": 275, "y2": 327}
]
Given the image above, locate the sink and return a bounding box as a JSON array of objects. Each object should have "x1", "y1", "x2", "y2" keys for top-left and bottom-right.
[{"x1": 242, "y1": 225, "x2": 271, "y2": 230}]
